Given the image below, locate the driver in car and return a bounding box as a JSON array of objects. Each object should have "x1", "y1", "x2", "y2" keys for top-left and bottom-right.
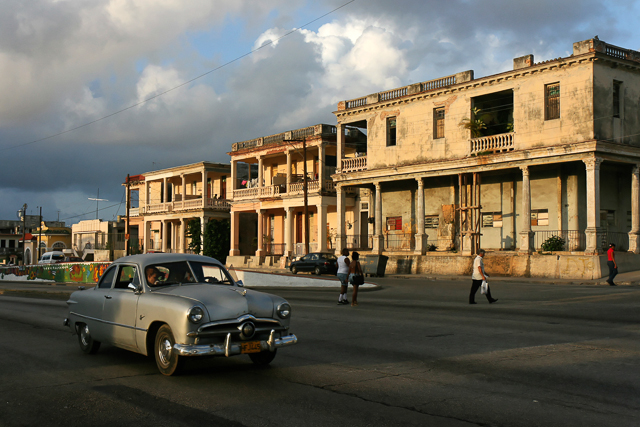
[{"x1": 145, "y1": 266, "x2": 162, "y2": 286}]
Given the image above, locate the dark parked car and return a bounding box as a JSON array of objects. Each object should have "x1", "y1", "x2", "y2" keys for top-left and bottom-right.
[{"x1": 290, "y1": 252, "x2": 338, "y2": 275}]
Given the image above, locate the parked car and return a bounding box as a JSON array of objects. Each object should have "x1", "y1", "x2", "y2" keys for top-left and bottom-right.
[
  {"x1": 64, "y1": 253, "x2": 297, "y2": 375},
  {"x1": 290, "y1": 252, "x2": 338, "y2": 275},
  {"x1": 59, "y1": 256, "x2": 84, "y2": 263},
  {"x1": 38, "y1": 251, "x2": 65, "y2": 264}
]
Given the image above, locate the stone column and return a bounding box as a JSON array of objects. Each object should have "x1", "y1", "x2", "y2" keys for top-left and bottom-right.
[
  {"x1": 162, "y1": 178, "x2": 168, "y2": 204},
  {"x1": 584, "y1": 157, "x2": 603, "y2": 254},
  {"x1": 229, "y1": 211, "x2": 240, "y2": 257},
  {"x1": 373, "y1": 182, "x2": 384, "y2": 254},
  {"x1": 336, "y1": 123, "x2": 345, "y2": 173},
  {"x1": 144, "y1": 220, "x2": 150, "y2": 253},
  {"x1": 318, "y1": 145, "x2": 325, "y2": 190},
  {"x1": 286, "y1": 151, "x2": 292, "y2": 192},
  {"x1": 336, "y1": 185, "x2": 346, "y2": 254},
  {"x1": 256, "y1": 209, "x2": 265, "y2": 257},
  {"x1": 230, "y1": 160, "x2": 237, "y2": 194},
  {"x1": 415, "y1": 178, "x2": 427, "y2": 255},
  {"x1": 181, "y1": 174, "x2": 186, "y2": 205},
  {"x1": 519, "y1": 166, "x2": 534, "y2": 253},
  {"x1": 258, "y1": 157, "x2": 264, "y2": 188},
  {"x1": 202, "y1": 168, "x2": 208, "y2": 201},
  {"x1": 317, "y1": 204, "x2": 327, "y2": 252},
  {"x1": 630, "y1": 165, "x2": 640, "y2": 253},
  {"x1": 179, "y1": 219, "x2": 185, "y2": 253},
  {"x1": 284, "y1": 207, "x2": 293, "y2": 257}
]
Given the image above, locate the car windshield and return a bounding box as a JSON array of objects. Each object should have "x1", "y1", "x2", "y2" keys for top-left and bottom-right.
[
  {"x1": 145, "y1": 261, "x2": 197, "y2": 287},
  {"x1": 189, "y1": 262, "x2": 234, "y2": 285},
  {"x1": 52, "y1": 254, "x2": 65, "y2": 261}
]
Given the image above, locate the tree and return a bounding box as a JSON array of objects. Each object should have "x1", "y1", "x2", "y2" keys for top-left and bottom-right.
[
  {"x1": 186, "y1": 218, "x2": 202, "y2": 254},
  {"x1": 203, "y1": 219, "x2": 230, "y2": 264}
]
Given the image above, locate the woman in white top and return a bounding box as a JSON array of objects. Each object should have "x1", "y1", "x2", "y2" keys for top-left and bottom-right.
[
  {"x1": 469, "y1": 249, "x2": 497, "y2": 304},
  {"x1": 336, "y1": 248, "x2": 350, "y2": 305}
]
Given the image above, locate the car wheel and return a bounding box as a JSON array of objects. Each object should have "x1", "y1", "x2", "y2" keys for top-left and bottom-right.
[
  {"x1": 77, "y1": 323, "x2": 101, "y2": 354},
  {"x1": 154, "y1": 324, "x2": 183, "y2": 376},
  {"x1": 249, "y1": 349, "x2": 277, "y2": 366},
  {"x1": 291, "y1": 266, "x2": 298, "y2": 274},
  {"x1": 314, "y1": 266, "x2": 322, "y2": 275}
]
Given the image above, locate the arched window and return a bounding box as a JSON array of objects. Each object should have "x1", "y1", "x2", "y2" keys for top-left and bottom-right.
[{"x1": 53, "y1": 242, "x2": 66, "y2": 250}]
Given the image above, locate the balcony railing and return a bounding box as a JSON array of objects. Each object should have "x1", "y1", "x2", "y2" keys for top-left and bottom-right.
[
  {"x1": 384, "y1": 233, "x2": 415, "y2": 252},
  {"x1": 141, "y1": 198, "x2": 231, "y2": 215},
  {"x1": 470, "y1": 132, "x2": 514, "y2": 155},
  {"x1": 341, "y1": 156, "x2": 367, "y2": 173}
]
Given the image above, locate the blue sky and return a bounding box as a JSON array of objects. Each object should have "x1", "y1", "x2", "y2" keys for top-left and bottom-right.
[{"x1": 0, "y1": 0, "x2": 639, "y2": 226}]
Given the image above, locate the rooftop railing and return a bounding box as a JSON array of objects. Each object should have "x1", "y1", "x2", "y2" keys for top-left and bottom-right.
[{"x1": 232, "y1": 124, "x2": 338, "y2": 151}]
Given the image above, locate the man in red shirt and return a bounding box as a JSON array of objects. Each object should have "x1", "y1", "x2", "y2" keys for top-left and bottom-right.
[{"x1": 606, "y1": 243, "x2": 618, "y2": 286}]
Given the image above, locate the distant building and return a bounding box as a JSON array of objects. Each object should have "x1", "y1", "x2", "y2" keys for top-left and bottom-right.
[
  {"x1": 72, "y1": 218, "x2": 124, "y2": 260},
  {"x1": 124, "y1": 162, "x2": 234, "y2": 253}
]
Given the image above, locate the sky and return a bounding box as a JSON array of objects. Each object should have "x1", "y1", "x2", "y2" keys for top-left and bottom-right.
[{"x1": 1, "y1": 0, "x2": 639, "y2": 225}]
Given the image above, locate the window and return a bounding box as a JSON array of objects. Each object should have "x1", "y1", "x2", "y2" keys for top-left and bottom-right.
[
  {"x1": 387, "y1": 117, "x2": 397, "y2": 146},
  {"x1": 425, "y1": 215, "x2": 439, "y2": 229},
  {"x1": 361, "y1": 202, "x2": 369, "y2": 210},
  {"x1": 386, "y1": 216, "x2": 403, "y2": 231},
  {"x1": 98, "y1": 266, "x2": 117, "y2": 289},
  {"x1": 434, "y1": 108, "x2": 445, "y2": 139},
  {"x1": 600, "y1": 210, "x2": 615, "y2": 228},
  {"x1": 531, "y1": 209, "x2": 549, "y2": 226},
  {"x1": 545, "y1": 83, "x2": 560, "y2": 120},
  {"x1": 613, "y1": 81, "x2": 622, "y2": 118},
  {"x1": 482, "y1": 212, "x2": 503, "y2": 228}
]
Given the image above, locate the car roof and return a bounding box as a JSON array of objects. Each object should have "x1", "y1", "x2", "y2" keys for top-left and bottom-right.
[{"x1": 113, "y1": 253, "x2": 223, "y2": 269}]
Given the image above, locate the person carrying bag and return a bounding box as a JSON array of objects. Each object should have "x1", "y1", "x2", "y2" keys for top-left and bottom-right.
[{"x1": 348, "y1": 252, "x2": 364, "y2": 306}]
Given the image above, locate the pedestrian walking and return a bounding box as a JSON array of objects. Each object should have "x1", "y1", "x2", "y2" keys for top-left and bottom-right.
[
  {"x1": 606, "y1": 243, "x2": 618, "y2": 286},
  {"x1": 336, "y1": 248, "x2": 350, "y2": 305},
  {"x1": 469, "y1": 249, "x2": 498, "y2": 304},
  {"x1": 348, "y1": 251, "x2": 364, "y2": 306}
]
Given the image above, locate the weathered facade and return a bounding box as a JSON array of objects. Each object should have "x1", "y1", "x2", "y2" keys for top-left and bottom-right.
[
  {"x1": 124, "y1": 162, "x2": 232, "y2": 254},
  {"x1": 227, "y1": 124, "x2": 367, "y2": 266},
  {"x1": 332, "y1": 38, "x2": 640, "y2": 278}
]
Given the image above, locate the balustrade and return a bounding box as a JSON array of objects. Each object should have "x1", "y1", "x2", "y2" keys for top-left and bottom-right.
[
  {"x1": 341, "y1": 156, "x2": 367, "y2": 173},
  {"x1": 470, "y1": 132, "x2": 514, "y2": 155}
]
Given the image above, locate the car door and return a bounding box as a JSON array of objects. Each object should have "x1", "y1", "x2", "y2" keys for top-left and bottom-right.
[
  {"x1": 87, "y1": 265, "x2": 118, "y2": 341},
  {"x1": 297, "y1": 254, "x2": 312, "y2": 272},
  {"x1": 100, "y1": 264, "x2": 141, "y2": 351}
]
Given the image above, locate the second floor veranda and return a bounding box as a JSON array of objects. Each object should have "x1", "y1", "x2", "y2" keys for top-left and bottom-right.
[
  {"x1": 130, "y1": 196, "x2": 231, "y2": 217},
  {"x1": 232, "y1": 178, "x2": 337, "y2": 201}
]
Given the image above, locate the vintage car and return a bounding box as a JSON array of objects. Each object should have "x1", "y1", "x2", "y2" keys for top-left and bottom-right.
[{"x1": 64, "y1": 253, "x2": 297, "y2": 375}]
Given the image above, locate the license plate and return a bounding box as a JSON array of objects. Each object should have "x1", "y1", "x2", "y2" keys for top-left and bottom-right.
[{"x1": 241, "y1": 341, "x2": 262, "y2": 354}]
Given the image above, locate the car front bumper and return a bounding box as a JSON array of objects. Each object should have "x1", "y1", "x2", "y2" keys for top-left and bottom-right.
[{"x1": 173, "y1": 329, "x2": 298, "y2": 357}]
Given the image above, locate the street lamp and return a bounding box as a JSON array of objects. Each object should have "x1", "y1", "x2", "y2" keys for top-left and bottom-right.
[{"x1": 88, "y1": 189, "x2": 108, "y2": 220}]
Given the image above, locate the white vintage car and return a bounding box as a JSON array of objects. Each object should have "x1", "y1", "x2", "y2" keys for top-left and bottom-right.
[{"x1": 64, "y1": 253, "x2": 297, "y2": 375}]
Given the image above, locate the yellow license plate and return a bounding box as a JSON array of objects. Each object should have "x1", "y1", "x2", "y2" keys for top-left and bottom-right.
[{"x1": 241, "y1": 341, "x2": 262, "y2": 354}]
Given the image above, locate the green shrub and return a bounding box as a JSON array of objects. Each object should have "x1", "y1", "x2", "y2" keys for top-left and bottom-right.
[{"x1": 541, "y1": 235, "x2": 565, "y2": 252}]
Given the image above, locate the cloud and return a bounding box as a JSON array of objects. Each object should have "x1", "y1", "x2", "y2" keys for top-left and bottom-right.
[{"x1": 0, "y1": 0, "x2": 636, "y2": 224}]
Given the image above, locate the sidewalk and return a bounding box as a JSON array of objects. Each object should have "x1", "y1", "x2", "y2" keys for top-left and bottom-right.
[{"x1": 0, "y1": 268, "x2": 637, "y2": 301}]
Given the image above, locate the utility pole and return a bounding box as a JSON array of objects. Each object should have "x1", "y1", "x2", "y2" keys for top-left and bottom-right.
[
  {"x1": 288, "y1": 138, "x2": 310, "y2": 255},
  {"x1": 125, "y1": 174, "x2": 131, "y2": 256},
  {"x1": 38, "y1": 207, "x2": 42, "y2": 261},
  {"x1": 20, "y1": 203, "x2": 27, "y2": 265}
]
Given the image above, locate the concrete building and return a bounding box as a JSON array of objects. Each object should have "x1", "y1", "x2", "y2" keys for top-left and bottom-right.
[
  {"x1": 124, "y1": 162, "x2": 232, "y2": 254},
  {"x1": 72, "y1": 218, "x2": 124, "y2": 261},
  {"x1": 226, "y1": 124, "x2": 366, "y2": 267},
  {"x1": 331, "y1": 37, "x2": 640, "y2": 279}
]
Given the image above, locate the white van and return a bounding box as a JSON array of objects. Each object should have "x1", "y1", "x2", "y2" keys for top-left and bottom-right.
[{"x1": 38, "y1": 251, "x2": 65, "y2": 264}]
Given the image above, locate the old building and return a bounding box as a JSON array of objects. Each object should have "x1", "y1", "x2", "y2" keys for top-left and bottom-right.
[
  {"x1": 123, "y1": 162, "x2": 232, "y2": 254},
  {"x1": 226, "y1": 124, "x2": 366, "y2": 266},
  {"x1": 332, "y1": 37, "x2": 640, "y2": 278},
  {"x1": 72, "y1": 218, "x2": 125, "y2": 261}
]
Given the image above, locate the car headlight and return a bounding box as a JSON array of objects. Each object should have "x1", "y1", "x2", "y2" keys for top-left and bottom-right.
[
  {"x1": 188, "y1": 306, "x2": 205, "y2": 324},
  {"x1": 276, "y1": 302, "x2": 291, "y2": 319}
]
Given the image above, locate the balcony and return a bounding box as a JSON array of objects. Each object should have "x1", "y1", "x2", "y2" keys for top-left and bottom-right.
[
  {"x1": 470, "y1": 132, "x2": 514, "y2": 155},
  {"x1": 232, "y1": 179, "x2": 337, "y2": 201},
  {"x1": 341, "y1": 156, "x2": 367, "y2": 173},
  {"x1": 141, "y1": 198, "x2": 231, "y2": 215}
]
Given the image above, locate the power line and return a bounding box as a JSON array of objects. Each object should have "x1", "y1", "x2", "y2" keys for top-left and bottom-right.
[{"x1": 1, "y1": 0, "x2": 357, "y2": 153}]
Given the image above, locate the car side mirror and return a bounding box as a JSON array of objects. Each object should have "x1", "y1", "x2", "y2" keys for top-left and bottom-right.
[
  {"x1": 128, "y1": 283, "x2": 142, "y2": 294},
  {"x1": 235, "y1": 280, "x2": 244, "y2": 288}
]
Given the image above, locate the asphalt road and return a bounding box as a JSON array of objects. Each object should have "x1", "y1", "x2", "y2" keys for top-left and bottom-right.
[{"x1": 1, "y1": 277, "x2": 639, "y2": 427}]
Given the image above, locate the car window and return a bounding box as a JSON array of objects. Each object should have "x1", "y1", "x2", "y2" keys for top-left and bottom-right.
[
  {"x1": 52, "y1": 254, "x2": 65, "y2": 261},
  {"x1": 145, "y1": 261, "x2": 196, "y2": 287},
  {"x1": 310, "y1": 254, "x2": 319, "y2": 261},
  {"x1": 98, "y1": 266, "x2": 117, "y2": 289},
  {"x1": 115, "y1": 265, "x2": 139, "y2": 289},
  {"x1": 189, "y1": 262, "x2": 233, "y2": 285},
  {"x1": 322, "y1": 254, "x2": 337, "y2": 261}
]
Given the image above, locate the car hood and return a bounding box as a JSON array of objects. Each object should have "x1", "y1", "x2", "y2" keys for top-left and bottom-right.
[{"x1": 152, "y1": 284, "x2": 275, "y2": 319}]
